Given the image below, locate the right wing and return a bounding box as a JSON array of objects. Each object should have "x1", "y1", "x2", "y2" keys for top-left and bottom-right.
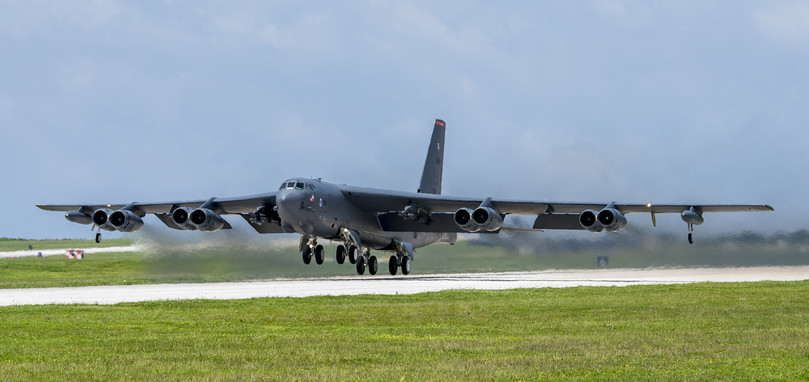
[
  {"x1": 37, "y1": 192, "x2": 285, "y2": 234},
  {"x1": 338, "y1": 185, "x2": 773, "y2": 232}
]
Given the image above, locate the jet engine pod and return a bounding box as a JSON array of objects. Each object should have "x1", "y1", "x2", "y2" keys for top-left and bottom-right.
[
  {"x1": 92, "y1": 208, "x2": 117, "y2": 231},
  {"x1": 597, "y1": 208, "x2": 627, "y2": 232},
  {"x1": 579, "y1": 209, "x2": 604, "y2": 232},
  {"x1": 472, "y1": 207, "x2": 504, "y2": 232},
  {"x1": 109, "y1": 210, "x2": 144, "y2": 232},
  {"x1": 454, "y1": 208, "x2": 481, "y2": 232},
  {"x1": 190, "y1": 208, "x2": 226, "y2": 232},
  {"x1": 65, "y1": 210, "x2": 93, "y2": 225},
  {"x1": 171, "y1": 207, "x2": 198, "y2": 230}
]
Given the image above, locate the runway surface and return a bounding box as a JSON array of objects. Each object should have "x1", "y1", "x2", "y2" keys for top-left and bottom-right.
[
  {"x1": 1, "y1": 265, "x2": 807, "y2": 306},
  {"x1": 0, "y1": 246, "x2": 139, "y2": 259}
]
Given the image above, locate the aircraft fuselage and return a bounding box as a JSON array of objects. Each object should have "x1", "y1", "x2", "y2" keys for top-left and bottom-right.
[{"x1": 276, "y1": 178, "x2": 450, "y2": 251}]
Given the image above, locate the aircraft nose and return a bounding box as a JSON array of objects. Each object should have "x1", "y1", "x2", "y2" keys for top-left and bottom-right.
[{"x1": 277, "y1": 190, "x2": 299, "y2": 213}]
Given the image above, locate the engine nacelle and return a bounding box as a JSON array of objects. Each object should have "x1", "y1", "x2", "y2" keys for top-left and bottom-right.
[
  {"x1": 597, "y1": 208, "x2": 628, "y2": 232},
  {"x1": 65, "y1": 210, "x2": 92, "y2": 225},
  {"x1": 472, "y1": 207, "x2": 504, "y2": 232},
  {"x1": 92, "y1": 208, "x2": 117, "y2": 231},
  {"x1": 579, "y1": 209, "x2": 604, "y2": 232},
  {"x1": 171, "y1": 207, "x2": 198, "y2": 230},
  {"x1": 454, "y1": 208, "x2": 480, "y2": 232},
  {"x1": 109, "y1": 210, "x2": 144, "y2": 233},
  {"x1": 681, "y1": 208, "x2": 704, "y2": 225},
  {"x1": 190, "y1": 208, "x2": 226, "y2": 232}
]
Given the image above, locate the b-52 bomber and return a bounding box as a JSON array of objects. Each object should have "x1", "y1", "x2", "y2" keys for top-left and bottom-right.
[{"x1": 38, "y1": 119, "x2": 773, "y2": 276}]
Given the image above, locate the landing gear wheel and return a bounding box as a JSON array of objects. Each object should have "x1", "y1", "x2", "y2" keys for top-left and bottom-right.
[
  {"x1": 348, "y1": 245, "x2": 358, "y2": 264},
  {"x1": 368, "y1": 256, "x2": 378, "y2": 275},
  {"x1": 336, "y1": 245, "x2": 346, "y2": 264},
  {"x1": 388, "y1": 256, "x2": 399, "y2": 275},
  {"x1": 401, "y1": 256, "x2": 411, "y2": 275},
  {"x1": 314, "y1": 245, "x2": 325, "y2": 265},
  {"x1": 356, "y1": 255, "x2": 366, "y2": 275},
  {"x1": 302, "y1": 246, "x2": 312, "y2": 265},
  {"x1": 688, "y1": 233, "x2": 694, "y2": 245},
  {"x1": 95, "y1": 233, "x2": 102, "y2": 244}
]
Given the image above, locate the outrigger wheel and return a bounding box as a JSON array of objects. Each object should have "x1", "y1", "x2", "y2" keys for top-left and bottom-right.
[{"x1": 95, "y1": 232, "x2": 102, "y2": 244}]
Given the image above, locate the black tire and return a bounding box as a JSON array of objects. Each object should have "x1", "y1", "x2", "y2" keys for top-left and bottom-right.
[
  {"x1": 336, "y1": 245, "x2": 346, "y2": 264},
  {"x1": 388, "y1": 256, "x2": 398, "y2": 275},
  {"x1": 315, "y1": 245, "x2": 325, "y2": 265},
  {"x1": 401, "y1": 256, "x2": 411, "y2": 275},
  {"x1": 302, "y1": 246, "x2": 312, "y2": 265},
  {"x1": 368, "y1": 256, "x2": 378, "y2": 275},
  {"x1": 356, "y1": 255, "x2": 366, "y2": 275},
  {"x1": 688, "y1": 233, "x2": 694, "y2": 245},
  {"x1": 95, "y1": 233, "x2": 101, "y2": 244},
  {"x1": 348, "y1": 245, "x2": 358, "y2": 264}
]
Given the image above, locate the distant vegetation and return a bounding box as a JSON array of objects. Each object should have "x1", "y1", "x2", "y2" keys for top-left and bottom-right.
[{"x1": 469, "y1": 228, "x2": 809, "y2": 268}]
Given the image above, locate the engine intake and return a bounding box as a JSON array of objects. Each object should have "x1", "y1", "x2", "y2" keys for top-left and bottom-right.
[
  {"x1": 109, "y1": 210, "x2": 144, "y2": 232},
  {"x1": 171, "y1": 207, "x2": 198, "y2": 230},
  {"x1": 579, "y1": 209, "x2": 603, "y2": 232},
  {"x1": 454, "y1": 208, "x2": 480, "y2": 232},
  {"x1": 92, "y1": 209, "x2": 117, "y2": 231},
  {"x1": 190, "y1": 208, "x2": 226, "y2": 232},
  {"x1": 597, "y1": 208, "x2": 627, "y2": 232},
  {"x1": 472, "y1": 207, "x2": 504, "y2": 232}
]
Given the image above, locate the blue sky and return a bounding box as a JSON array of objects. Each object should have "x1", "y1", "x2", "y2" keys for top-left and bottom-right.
[{"x1": 1, "y1": 1, "x2": 806, "y2": 239}]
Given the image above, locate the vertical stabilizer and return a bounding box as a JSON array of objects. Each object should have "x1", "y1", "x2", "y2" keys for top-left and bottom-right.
[{"x1": 418, "y1": 119, "x2": 445, "y2": 195}]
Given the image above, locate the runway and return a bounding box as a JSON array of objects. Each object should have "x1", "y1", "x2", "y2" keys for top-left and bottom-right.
[
  {"x1": 0, "y1": 246, "x2": 139, "y2": 259},
  {"x1": 1, "y1": 265, "x2": 807, "y2": 306}
]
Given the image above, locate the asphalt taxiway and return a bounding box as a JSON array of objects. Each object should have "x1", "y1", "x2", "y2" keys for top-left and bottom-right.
[{"x1": 1, "y1": 266, "x2": 807, "y2": 306}]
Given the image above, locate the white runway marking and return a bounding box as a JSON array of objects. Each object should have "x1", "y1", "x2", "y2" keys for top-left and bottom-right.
[{"x1": 1, "y1": 266, "x2": 807, "y2": 306}]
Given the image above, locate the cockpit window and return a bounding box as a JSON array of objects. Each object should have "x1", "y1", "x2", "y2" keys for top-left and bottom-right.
[
  {"x1": 295, "y1": 182, "x2": 304, "y2": 190},
  {"x1": 280, "y1": 183, "x2": 287, "y2": 190},
  {"x1": 286, "y1": 181, "x2": 295, "y2": 189}
]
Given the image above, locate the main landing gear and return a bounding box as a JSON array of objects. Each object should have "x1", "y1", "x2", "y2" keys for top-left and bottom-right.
[
  {"x1": 300, "y1": 235, "x2": 413, "y2": 276},
  {"x1": 300, "y1": 237, "x2": 325, "y2": 265},
  {"x1": 387, "y1": 254, "x2": 410, "y2": 276},
  {"x1": 355, "y1": 253, "x2": 378, "y2": 275}
]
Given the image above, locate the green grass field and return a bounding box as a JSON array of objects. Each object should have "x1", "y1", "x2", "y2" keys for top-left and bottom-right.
[{"x1": 0, "y1": 282, "x2": 807, "y2": 380}]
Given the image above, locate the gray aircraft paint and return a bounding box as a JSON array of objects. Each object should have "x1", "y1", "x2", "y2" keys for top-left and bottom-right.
[{"x1": 418, "y1": 119, "x2": 445, "y2": 195}]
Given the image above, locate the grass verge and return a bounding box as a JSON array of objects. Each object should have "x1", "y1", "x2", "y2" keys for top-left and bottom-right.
[{"x1": 0, "y1": 282, "x2": 807, "y2": 380}]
